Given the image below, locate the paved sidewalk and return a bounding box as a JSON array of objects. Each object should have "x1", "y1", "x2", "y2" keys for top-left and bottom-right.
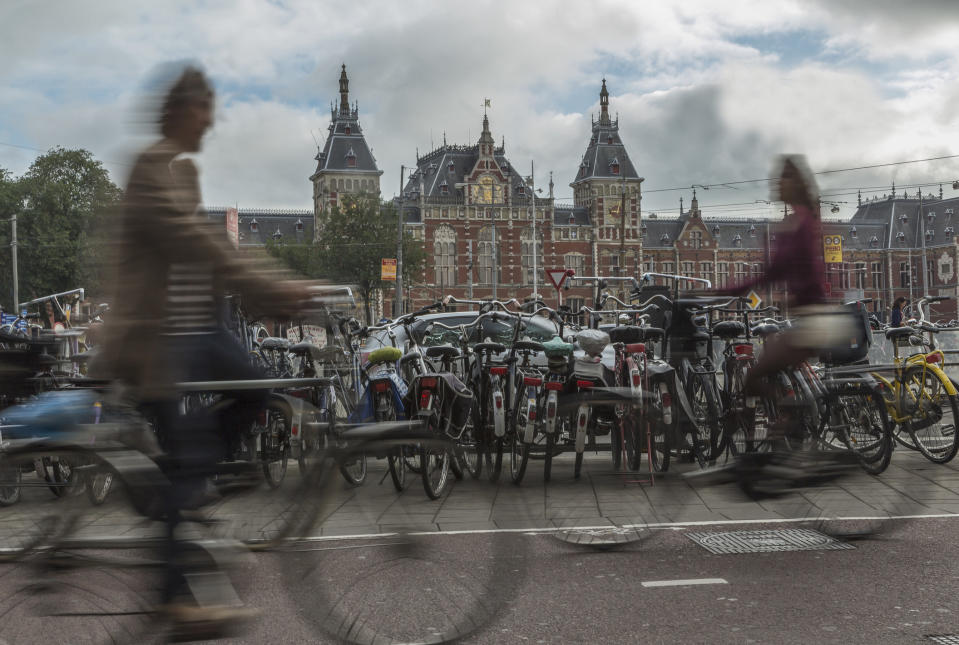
[{"x1": 2, "y1": 449, "x2": 958, "y2": 545}]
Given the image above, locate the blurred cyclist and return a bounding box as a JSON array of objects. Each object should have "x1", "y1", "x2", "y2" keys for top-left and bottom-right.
[{"x1": 94, "y1": 63, "x2": 310, "y2": 634}]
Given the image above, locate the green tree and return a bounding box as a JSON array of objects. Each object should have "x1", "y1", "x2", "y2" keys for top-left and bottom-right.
[
  {"x1": 268, "y1": 193, "x2": 425, "y2": 323},
  {"x1": 0, "y1": 148, "x2": 122, "y2": 310}
]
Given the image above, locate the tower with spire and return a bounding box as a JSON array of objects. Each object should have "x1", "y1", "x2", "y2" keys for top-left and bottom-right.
[
  {"x1": 310, "y1": 64, "x2": 383, "y2": 234},
  {"x1": 569, "y1": 79, "x2": 644, "y2": 274}
]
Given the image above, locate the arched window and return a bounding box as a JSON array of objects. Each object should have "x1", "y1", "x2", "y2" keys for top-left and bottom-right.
[
  {"x1": 520, "y1": 228, "x2": 544, "y2": 286},
  {"x1": 434, "y1": 225, "x2": 456, "y2": 288},
  {"x1": 250, "y1": 218, "x2": 259, "y2": 233},
  {"x1": 477, "y1": 226, "x2": 498, "y2": 286}
]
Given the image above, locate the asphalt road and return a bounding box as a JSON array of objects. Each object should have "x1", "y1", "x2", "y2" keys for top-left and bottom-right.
[{"x1": 1, "y1": 515, "x2": 956, "y2": 644}]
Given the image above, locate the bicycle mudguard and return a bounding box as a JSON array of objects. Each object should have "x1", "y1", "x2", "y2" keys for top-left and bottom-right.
[
  {"x1": 0, "y1": 389, "x2": 100, "y2": 439},
  {"x1": 269, "y1": 392, "x2": 317, "y2": 443}
]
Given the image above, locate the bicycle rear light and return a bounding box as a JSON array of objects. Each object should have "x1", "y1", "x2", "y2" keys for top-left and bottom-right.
[
  {"x1": 576, "y1": 380, "x2": 595, "y2": 389},
  {"x1": 372, "y1": 380, "x2": 391, "y2": 393},
  {"x1": 489, "y1": 366, "x2": 508, "y2": 376},
  {"x1": 419, "y1": 376, "x2": 438, "y2": 389},
  {"x1": 524, "y1": 376, "x2": 543, "y2": 387},
  {"x1": 419, "y1": 390, "x2": 433, "y2": 409},
  {"x1": 626, "y1": 342, "x2": 645, "y2": 355},
  {"x1": 926, "y1": 352, "x2": 943, "y2": 364},
  {"x1": 734, "y1": 344, "x2": 754, "y2": 356},
  {"x1": 545, "y1": 381, "x2": 563, "y2": 391}
]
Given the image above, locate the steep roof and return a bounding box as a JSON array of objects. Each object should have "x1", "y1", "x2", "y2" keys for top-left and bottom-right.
[
  {"x1": 571, "y1": 80, "x2": 640, "y2": 186},
  {"x1": 204, "y1": 206, "x2": 313, "y2": 246},
  {"x1": 311, "y1": 65, "x2": 382, "y2": 178}
]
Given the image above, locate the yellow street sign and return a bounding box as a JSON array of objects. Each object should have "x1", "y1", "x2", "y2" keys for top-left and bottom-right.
[
  {"x1": 823, "y1": 234, "x2": 843, "y2": 264},
  {"x1": 746, "y1": 291, "x2": 762, "y2": 310},
  {"x1": 381, "y1": 258, "x2": 397, "y2": 281}
]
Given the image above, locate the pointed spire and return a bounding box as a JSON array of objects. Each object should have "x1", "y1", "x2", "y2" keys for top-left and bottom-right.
[
  {"x1": 858, "y1": 189, "x2": 862, "y2": 206},
  {"x1": 599, "y1": 78, "x2": 610, "y2": 126},
  {"x1": 478, "y1": 112, "x2": 495, "y2": 155},
  {"x1": 338, "y1": 64, "x2": 350, "y2": 116},
  {"x1": 679, "y1": 196, "x2": 684, "y2": 215},
  {"x1": 940, "y1": 184, "x2": 944, "y2": 200},
  {"x1": 892, "y1": 180, "x2": 895, "y2": 197},
  {"x1": 443, "y1": 131, "x2": 447, "y2": 146}
]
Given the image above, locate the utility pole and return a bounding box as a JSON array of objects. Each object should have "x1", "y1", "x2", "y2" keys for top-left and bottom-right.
[
  {"x1": 920, "y1": 192, "x2": 929, "y2": 298},
  {"x1": 530, "y1": 160, "x2": 538, "y2": 300},
  {"x1": 396, "y1": 165, "x2": 404, "y2": 317},
  {"x1": 618, "y1": 171, "x2": 626, "y2": 297},
  {"x1": 10, "y1": 210, "x2": 18, "y2": 312},
  {"x1": 467, "y1": 240, "x2": 473, "y2": 299}
]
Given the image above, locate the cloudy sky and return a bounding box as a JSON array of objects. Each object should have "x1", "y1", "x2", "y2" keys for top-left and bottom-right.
[{"x1": 2, "y1": 0, "x2": 958, "y2": 219}]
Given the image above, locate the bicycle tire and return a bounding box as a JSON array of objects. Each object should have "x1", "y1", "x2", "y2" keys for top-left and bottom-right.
[
  {"x1": 610, "y1": 422, "x2": 623, "y2": 470},
  {"x1": 624, "y1": 414, "x2": 640, "y2": 471},
  {"x1": 509, "y1": 430, "x2": 530, "y2": 485},
  {"x1": 905, "y1": 366, "x2": 959, "y2": 463},
  {"x1": 0, "y1": 459, "x2": 21, "y2": 506},
  {"x1": 85, "y1": 469, "x2": 114, "y2": 505},
  {"x1": 544, "y1": 432, "x2": 555, "y2": 482},
  {"x1": 421, "y1": 425, "x2": 451, "y2": 500},
  {"x1": 485, "y1": 380, "x2": 505, "y2": 483},
  {"x1": 836, "y1": 385, "x2": 893, "y2": 475},
  {"x1": 258, "y1": 400, "x2": 291, "y2": 489},
  {"x1": 688, "y1": 372, "x2": 718, "y2": 466}
]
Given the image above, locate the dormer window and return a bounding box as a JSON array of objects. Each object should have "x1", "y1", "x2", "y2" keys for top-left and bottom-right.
[
  {"x1": 748, "y1": 224, "x2": 757, "y2": 238},
  {"x1": 345, "y1": 147, "x2": 356, "y2": 168},
  {"x1": 850, "y1": 225, "x2": 858, "y2": 238},
  {"x1": 344, "y1": 125, "x2": 351, "y2": 135},
  {"x1": 899, "y1": 213, "x2": 908, "y2": 224},
  {"x1": 660, "y1": 233, "x2": 669, "y2": 244},
  {"x1": 712, "y1": 224, "x2": 720, "y2": 235},
  {"x1": 927, "y1": 228, "x2": 935, "y2": 240},
  {"x1": 733, "y1": 234, "x2": 742, "y2": 247},
  {"x1": 928, "y1": 211, "x2": 936, "y2": 222},
  {"x1": 946, "y1": 226, "x2": 955, "y2": 237},
  {"x1": 272, "y1": 229, "x2": 283, "y2": 240},
  {"x1": 870, "y1": 235, "x2": 879, "y2": 248},
  {"x1": 428, "y1": 163, "x2": 437, "y2": 175},
  {"x1": 609, "y1": 157, "x2": 620, "y2": 175},
  {"x1": 250, "y1": 218, "x2": 259, "y2": 233},
  {"x1": 448, "y1": 160, "x2": 455, "y2": 172},
  {"x1": 607, "y1": 136, "x2": 613, "y2": 144},
  {"x1": 295, "y1": 218, "x2": 304, "y2": 233},
  {"x1": 896, "y1": 231, "x2": 906, "y2": 242},
  {"x1": 440, "y1": 180, "x2": 449, "y2": 195},
  {"x1": 517, "y1": 185, "x2": 525, "y2": 196}
]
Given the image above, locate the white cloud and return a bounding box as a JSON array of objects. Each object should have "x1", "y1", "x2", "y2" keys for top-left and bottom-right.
[{"x1": 0, "y1": 0, "x2": 957, "y2": 219}]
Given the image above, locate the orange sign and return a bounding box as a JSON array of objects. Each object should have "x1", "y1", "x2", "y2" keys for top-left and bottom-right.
[{"x1": 381, "y1": 258, "x2": 397, "y2": 281}]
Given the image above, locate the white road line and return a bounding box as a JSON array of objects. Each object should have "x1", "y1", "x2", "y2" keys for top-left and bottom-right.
[
  {"x1": 642, "y1": 578, "x2": 728, "y2": 588},
  {"x1": 290, "y1": 512, "x2": 959, "y2": 542}
]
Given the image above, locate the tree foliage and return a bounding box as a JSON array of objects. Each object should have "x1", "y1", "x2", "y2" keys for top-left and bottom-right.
[
  {"x1": 267, "y1": 193, "x2": 425, "y2": 323},
  {"x1": 0, "y1": 148, "x2": 122, "y2": 310}
]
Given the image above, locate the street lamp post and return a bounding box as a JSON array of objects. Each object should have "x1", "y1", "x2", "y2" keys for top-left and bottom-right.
[
  {"x1": 396, "y1": 165, "x2": 405, "y2": 318},
  {"x1": 529, "y1": 161, "x2": 537, "y2": 301},
  {"x1": 10, "y1": 208, "x2": 18, "y2": 313}
]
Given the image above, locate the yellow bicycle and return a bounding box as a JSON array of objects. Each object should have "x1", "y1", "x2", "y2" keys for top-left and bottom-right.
[{"x1": 872, "y1": 308, "x2": 959, "y2": 464}]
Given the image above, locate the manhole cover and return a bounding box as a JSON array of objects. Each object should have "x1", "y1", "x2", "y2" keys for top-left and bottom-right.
[
  {"x1": 687, "y1": 528, "x2": 855, "y2": 554},
  {"x1": 927, "y1": 636, "x2": 959, "y2": 644},
  {"x1": 553, "y1": 526, "x2": 648, "y2": 548}
]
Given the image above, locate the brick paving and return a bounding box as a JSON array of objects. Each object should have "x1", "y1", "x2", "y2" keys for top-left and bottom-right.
[{"x1": 2, "y1": 447, "x2": 957, "y2": 547}]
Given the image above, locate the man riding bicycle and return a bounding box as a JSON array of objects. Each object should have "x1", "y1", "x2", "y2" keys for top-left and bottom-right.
[{"x1": 94, "y1": 63, "x2": 313, "y2": 634}]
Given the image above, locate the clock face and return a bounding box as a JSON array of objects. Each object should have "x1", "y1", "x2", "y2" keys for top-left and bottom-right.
[
  {"x1": 473, "y1": 175, "x2": 500, "y2": 204},
  {"x1": 606, "y1": 202, "x2": 622, "y2": 225}
]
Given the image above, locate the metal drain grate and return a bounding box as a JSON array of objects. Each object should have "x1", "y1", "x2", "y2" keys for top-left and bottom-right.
[
  {"x1": 686, "y1": 528, "x2": 855, "y2": 554},
  {"x1": 926, "y1": 636, "x2": 959, "y2": 644}
]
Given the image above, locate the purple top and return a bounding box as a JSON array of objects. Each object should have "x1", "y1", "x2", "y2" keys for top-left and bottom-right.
[{"x1": 720, "y1": 204, "x2": 826, "y2": 307}]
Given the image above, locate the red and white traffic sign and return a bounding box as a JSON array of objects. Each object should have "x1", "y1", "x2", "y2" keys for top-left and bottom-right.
[{"x1": 546, "y1": 268, "x2": 573, "y2": 290}]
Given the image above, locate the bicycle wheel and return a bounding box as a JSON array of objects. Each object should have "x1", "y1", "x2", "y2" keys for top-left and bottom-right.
[
  {"x1": 543, "y1": 432, "x2": 555, "y2": 482},
  {"x1": 905, "y1": 366, "x2": 959, "y2": 463},
  {"x1": 387, "y1": 449, "x2": 408, "y2": 491},
  {"x1": 624, "y1": 413, "x2": 641, "y2": 471},
  {"x1": 509, "y1": 428, "x2": 530, "y2": 485},
  {"x1": 688, "y1": 373, "x2": 719, "y2": 466},
  {"x1": 457, "y1": 410, "x2": 482, "y2": 480},
  {"x1": 484, "y1": 381, "x2": 505, "y2": 483},
  {"x1": 421, "y1": 420, "x2": 452, "y2": 500},
  {"x1": 610, "y1": 419, "x2": 623, "y2": 470},
  {"x1": 0, "y1": 458, "x2": 22, "y2": 506},
  {"x1": 836, "y1": 386, "x2": 892, "y2": 475},
  {"x1": 258, "y1": 401, "x2": 291, "y2": 489},
  {"x1": 85, "y1": 468, "x2": 114, "y2": 505}
]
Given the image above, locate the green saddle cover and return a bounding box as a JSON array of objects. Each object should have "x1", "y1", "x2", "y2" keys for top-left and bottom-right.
[
  {"x1": 368, "y1": 346, "x2": 402, "y2": 365},
  {"x1": 542, "y1": 336, "x2": 574, "y2": 358}
]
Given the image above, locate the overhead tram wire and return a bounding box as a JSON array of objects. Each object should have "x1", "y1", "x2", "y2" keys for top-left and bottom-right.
[{"x1": 642, "y1": 153, "x2": 959, "y2": 194}]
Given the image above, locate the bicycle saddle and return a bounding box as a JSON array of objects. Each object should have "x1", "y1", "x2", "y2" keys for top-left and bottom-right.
[
  {"x1": 289, "y1": 342, "x2": 321, "y2": 359},
  {"x1": 259, "y1": 337, "x2": 290, "y2": 351},
  {"x1": 72, "y1": 348, "x2": 97, "y2": 363},
  {"x1": 542, "y1": 336, "x2": 574, "y2": 357},
  {"x1": 608, "y1": 325, "x2": 643, "y2": 344},
  {"x1": 884, "y1": 326, "x2": 916, "y2": 341},
  {"x1": 513, "y1": 339, "x2": 545, "y2": 353},
  {"x1": 473, "y1": 341, "x2": 506, "y2": 355},
  {"x1": 712, "y1": 320, "x2": 746, "y2": 340},
  {"x1": 751, "y1": 322, "x2": 780, "y2": 338},
  {"x1": 425, "y1": 345, "x2": 461, "y2": 361},
  {"x1": 367, "y1": 346, "x2": 402, "y2": 365},
  {"x1": 641, "y1": 327, "x2": 665, "y2": 341},
  {"x1": 399, "y1": 350, "x2": 423, "y2": 365}
]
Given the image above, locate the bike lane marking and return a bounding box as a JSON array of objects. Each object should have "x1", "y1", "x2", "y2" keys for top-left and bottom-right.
[{"x1": 641, "y1": 578, "x2": 728, "y2": 588}]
